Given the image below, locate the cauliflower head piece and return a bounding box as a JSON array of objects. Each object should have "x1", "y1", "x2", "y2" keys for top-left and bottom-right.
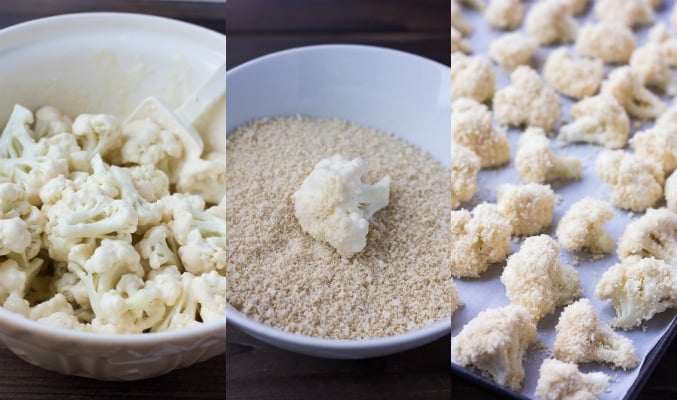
[
  {"x1": 558, "y1": 94, "x2": 630, "y2": 149},
  {"x1": 596, "y1": 150, "x2": 664, "y2": 212},
  {"x1": 667, "y1": 171, "x2": 677, "y2": 212},
  {"x1": 451, "y1": 145, "x2": 480, "y2": 209},
  {"x1": 601, "y1": 66, "x2": 667, "y2": 121},
  {"x1": 535, "y1": 358, "x2": 609, "y2": 400},
  {"x1": 489, "y1": 32, "x2": 539, "y2": 71},
  {"x1": 630, "y1": 123, "x2": 677, "y2": 174},
  {"x1": 525, "y1": 0, "x2": 577, "y2": 45},
  {"x1": 451, "y1": 53, "x2": 496, "y2": 103},
  {"x1": 485, "y1": 0, "x2": 524, "y2": 31},
  {"x1": 497, "y1": 183, "x2": 555, "y2": 236},
  {"x1": 543, "y1": 48, "x2": 604, "y2": 100},
  {"x1": 556, "y1": 198, "x2": 615, "y2": 254},
  {"x1": 451, "y1": 99, "x2": 510, "y2": 168},
  {"x1": 515, "y1": 127, "x2": 582, "y2": 184},
  {"x1": 594, "y1": 0, "x2": 654, "y2": 27},
  {"x1": 617, "y1": 208, "x2": 677, "y2": 265},
  {"x1": 576, "y1": 22, "x2": 636, "y2": 64}
]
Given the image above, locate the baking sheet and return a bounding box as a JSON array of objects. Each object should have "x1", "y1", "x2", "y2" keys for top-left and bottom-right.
[{"x1": 451, "y1": 1, "x2": 677, "y2": 399}]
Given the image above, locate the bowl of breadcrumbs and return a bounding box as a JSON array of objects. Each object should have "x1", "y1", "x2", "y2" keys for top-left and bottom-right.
[{"x1": 226, "y1": 45, "x2": 456, "y2": 358}]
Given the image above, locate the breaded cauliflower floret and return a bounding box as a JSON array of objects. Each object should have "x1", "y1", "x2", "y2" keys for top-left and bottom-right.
[
  {"x1": 554, "y1": 298, "x2": 640, "y2": 369},
  {"x1": 451, "y1": 1, "x2": 473, "y2": 36},
  {"x1": 451, "y1": 27, "x2": 472, "y2": 54},
  {"x1": 648, "y1": 23, "x2": 677, "y2": 67},
  {"x1": 451, "y1": 145, "x2": 480, "y2": 209},
  {"x1": 594, "y1": 0, "x2": 654, "y2": 27},
  {"x1": 535, "y1": 358, "x2": 609, "y2": 400},
  {"x1": 496, "y1": 183, "x2": 555, "y2": 236},
  {"x1": 543, "y1": 48, "x2": 604, "y2": 100},
  {"x1": 616, "y1": 208, "x2": 677, "y2": 265},
  {"x1": 451, "y1": 305, "x2": 537, "y2": 390},
  {"x1": 576, "y1": 22, "x2": 636, "y2": 64},
  {"x1": 596, "y1": 257, "x2": 677, "y2": 330},
  {"x1": 556, "y1": 198, "x2": 615, "y2": 254},
  {"x1": 630, "y1": 124, "x2": 677, "y2": 174},
  {"x1": 596, "y1": 150, "x2": 664, "y2": 212},
  {"x1": 451, "y1": 53, "x2": 495, "y2": 103},
  {"x1": 515, "y1": 127, "x2": 582, "y2": 184},
  {"x1": 493, "y1": 66, "x2": 560, "y2": 132},
  {"x1": 489, "y1": 32, "x2": 539, "y2": 70},
  {"x1": 558, "y1": 94, "x2": 630, "y2": 149},
  {"x1": 562, "y1": 0, "x2": 590, "y2": 15},
  {"x1": 451, "y1": 99, "x2": 511, "y2": 168},
  {"x1": 458, "y1": 0, "x2": 486, "y2": 10},
  {"x1": 630, "y1": 43, "x2": 677, "y2": 95},
  {"x1": 501, "y1": 235, "x2": 581, "y2": 322},
  {"x1": 601, "y1": 67, "x2": 667, "y2": 121},
  {"x1": 450, "y1": 203, "x2": 512, "y2": 278},
  {"x1": 485, "y1": 0, "x2": 524, "y2": 31},
  {"x1": 667, "y1": 171, "x2": 677, "y2": 212},
  {"x1": 525, "y1": 0, "x2": 577, "y2": 45}
]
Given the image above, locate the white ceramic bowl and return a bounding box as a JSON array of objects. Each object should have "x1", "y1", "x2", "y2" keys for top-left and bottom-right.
[
  {"x1": 226, "y1": 45, "x2": 451, "y2": 359},
  {"x1": 0, "y1": 13, "x2": 226, "y2": 381}
]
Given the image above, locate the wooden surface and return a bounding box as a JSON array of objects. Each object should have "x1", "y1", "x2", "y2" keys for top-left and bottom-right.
[{"x1": 0, "y1": 2, "x2": 225, "y2": 400}]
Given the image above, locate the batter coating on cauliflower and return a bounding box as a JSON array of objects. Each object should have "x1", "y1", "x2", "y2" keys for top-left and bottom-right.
[
  {"x1": 493, "y1": 66, "x2": 560, "y2": 132},
  {"x1": 601, "y1": 66, "x2": 667, "y2": 120},
  {"x1": 292, "y1": 154, "x2": 390, "y2": 258},
  {"x1": 594, "y1": 0, "x2": 654, "y2": 27},
  {"x1": 596, "y1": 150, "x2": 664, "y2": 212},
  {"x1": 668, "y1": 171, "x2": 677, "y2": 212},
  {"x1": 556, "y1": 198, "x2": 615, "y2": 254},
  {"x1": 558, "y1": 94, "x2": 630, "y2": 149},
  {"x1": 576, "y1": 22, "x2": 636, "y2": 64},
  {"x1": 630, "y1": 43, "x2": 677, "y2": 95},
  {"x1": 451, "y1": 305, "x2": 537, "y2": 390},
  {"x1": 450, "y1": 203, "x2": 512, "y2": 278},
  {"x1": 630, "y1": 123, "x2": 677, "y2": 174},
  {"x1": 543, "y1": 48, "x2": 604, "y2": 99},
  {"x1": 489, "y1": 32, "x2": 539, "y2": 70},
  {"x1": 501, "y1": 235, "x2": 581, "y2": 322},
  {"x1": 554, "y1": 298, "x2": 640, "y2": 370},
  {"x1": 451, "y1": 145, "x2": 480, "y2": 209},
  {"x1": 515, "y1": 127, "x2": 582, "y2": 184},
  {"x1": 525, "y1": 0, "x2": 577, "y2": 45},
  {"x1": 535, "y1": 358, "x2": 609, "y2": 400},
  {"x1": 617, "y1": 208, "x2": 677, "y2": 266},
  {"x1": 451, "y1": 98, "x2": 510, "y2": 168},
  {"x1": 451, "y1": 53, "x2": 495, "y2": 103},
  {"x1": 496, "y1": 183, "x2": 555, "y2": 236},
  {"x1": 485, "y1": 0, "x2": 524, "y2": 31}
]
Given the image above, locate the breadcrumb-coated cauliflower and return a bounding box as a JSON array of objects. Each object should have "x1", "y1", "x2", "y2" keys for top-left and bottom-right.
[
  {"x1": 535, "y1": 358, "x2": 609, "y2": 400},
  {"x1": 558, "y1": 94, "x2": 630, "y2": 149},
  {"x1": 451, "y1": 1, "x2": 473, "y2": 36},
  {"x1": 515, "y1": 127, "x2": 582, "y2": 184},
  {"x1": 630, "y1": 124, "x2": 677, "y2": 174},
  {"x1": 496, "y1": 183, "x2": 555, "y2": 236},
  {"x1": 596, "y1": 150, "x2": 664, "y2": 212},
  {"x1": 596, "y1": 256, "x2": 677, "y2": 330},
  {"x1": 630, "y1": 43, "x2": 677, "y2": 95},
  {"x1": 601, "y1": 67, "x2": 667, "y2": 121},
  {"x1": 451, "y1": 27, "x2": 472, "y2": 54},
  {"x1": 494, "y1": 66, "x2": 560, "y2": 132},
  {"x1": 667, "y1": 171, "x2": 677, "y2": 212},
  {"x1": 554, "y1": 298, "x2": 640, "y2": 369},
  {"x1": 485, "y1": 0, "x2": 524, "y2": 30},
  {"x1": 489, "y1": 32, "x2": 539, "y2": 70},
  {"x1": 594, "y1": 0, "x2": 654, "y2": 27},
  {"x1": 543, "y1": 48, "x2": 604, "y2": 100},
  {"x1": 648, "y1": 23, "x2": 677, "y2": 67},
  {"x1": 458, "y1": 0, "x2": 486, "y2": 10},
  {"x1": 450, "y1": 203, "x2": 512, "y2": 278},
  {"x1": 617, "y1": 208, "x2": 677, "y2": 265},
  {"x1": 576, "y1": 22, "x2": 636, "y2": 64},
  {"x1": 451, "y1": 98, "x2": 511, "y2": 168},
  {"x1": 451, "y1": 305, "x2": 537, "y2": 390},
  {"x1": 451, "y1": 145, "x2": 480, "y2": 209},
  {"x1": 562, "y1": 0, "x2": 590, "y2": 15},
  {"x1": 501, "y1": 235, "x2": 581, "y2": 322},
  {"x1": 525, "y1": 0, "x2": 577, "y2": 45},
  {"x1": 556, "y1": 198, "x2": 615, "y2": 254},
  {"x1": 451, "y1": 53, "x2": 495, "y2": 103}
]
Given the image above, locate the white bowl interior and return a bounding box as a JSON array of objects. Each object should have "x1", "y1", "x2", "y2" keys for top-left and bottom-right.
[{"x1": 226, "y1": 44, "x2": 451, "y2": 358}]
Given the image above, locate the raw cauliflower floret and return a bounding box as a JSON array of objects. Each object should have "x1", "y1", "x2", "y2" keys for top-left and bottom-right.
[
  {"x1": 451, "y1": 98, "x2": 510, "y2": 168},
  {"x1": 493, "y1": 66, "x2": 560, "y2": 132},
  {"x1": 525, "y1": 0, "x2": 577, "y2": 45},
  {"x1": 451, "y1": 0, "x2": 473, "y2": 36},
  {"x1": 485, "y1": 0, "x2": 524, "y2": 30},
  {"x1": 601, "y1": 66, "x2": 667, "y2": 120},
  {"x1": 176, "y1": 152, "x2": 226, "y2": 204},
  {"x1": 71, "y1": 112, "x2": 123, "y2": 164},
  {"x1": 451, "y1": 145, "x2": 480, "y2": 209},
  {"x1": 543, "y1": 48, "x2": 604, "y2": 100},
  {"x1": 596, "y1": 150, "x2": 664, "y2": 212},
  {"x1": 554, "y1": 298, "x2": 640, "y2": 369},
  {"x1": 292, "y1": 154, "x2": 390, "y2": 258},
  {"x1": 451, "y1": 53, "x2": 495, "y2": 103},
  {"x1": 515, "y1": 127, "x2": 582, "y2": 184},
  {"x1": 594, "y1": 0, "x2": 654, "y2": 27},
  {"x1": 630, "y1": 124, "x2": 677, "y2": 174},
  {"x1": 667, "y1": 171, "x2": 677, "y2": 212},
  {"x1": 489, "y1": 32, "x2": 539, "y2": 70},
  {"x1": 616, "y1": 208, "x2": 677, "y2": 265},
  {"x1": 648, "y1": 23, "x2": 677, "y2": 67},
  {"x1": 34, "y1": 106, "x2": 73, "y2": 138},
  {"x1": 450, "y1": 203, "x2": 512, "y2": 278},
  {"x1": 535, "y1": 358, "x2": 609, "y2": 400},
  {"x1": 496, "y1": 183, "x2": 555, "y2": 236},
  {"x1": 595, "y1": 256, "x2": 677, "y2": 330},
  {"x1": 556, "y1": 198, "x2": 615, "y2": 254},
  {"x1": 501, "y1": 235, "x2": 581, "y2": 322},
  {"x1": 558, "y1": 94, "x2": 630, "y2": 149},
  {"x1": 451, "y1": 305, "x2": 537, "y2": 390},
  {"x1": 451, "y1": 27, "x2": 472, "y2": 54},
  {"x1": 576, "y1": 22, "x2": 636, "y2": 64},
  {"x1": 629, "y1": 43, "x2": 677, "y2": 95}
]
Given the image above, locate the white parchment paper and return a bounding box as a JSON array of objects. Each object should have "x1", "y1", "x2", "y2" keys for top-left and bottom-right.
[{"x1": 451, "y1": 2, "x2": 677, "y2": 399}]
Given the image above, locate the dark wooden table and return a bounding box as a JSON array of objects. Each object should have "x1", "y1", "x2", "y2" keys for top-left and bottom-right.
[{"x1": 0, "y1": 2, "x2": 226, "y2": 399}]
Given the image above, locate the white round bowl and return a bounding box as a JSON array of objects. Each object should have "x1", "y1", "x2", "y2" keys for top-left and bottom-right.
[
  {"x1": 226, "y1": 44, "x2": 451, "y2": 358},
  {"x1": 0, "y1": 13, "x2": 226, "y2": 380}
]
